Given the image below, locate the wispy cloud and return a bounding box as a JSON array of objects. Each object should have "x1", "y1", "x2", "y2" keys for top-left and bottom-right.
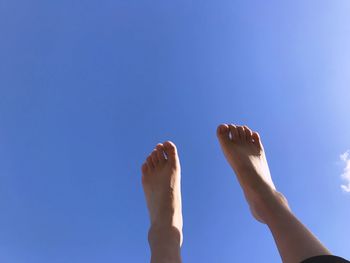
[{"x1": 340, "y1": 150, "x2": 350, "y2": 192}]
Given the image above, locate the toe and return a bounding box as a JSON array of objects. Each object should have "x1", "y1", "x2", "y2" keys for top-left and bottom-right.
[
  {"x1": 244, "y1": 125, "x2": 253, "y2": 142},
  {"x1": 141, "y1": 162, "x2": 148, "y2": 174},
  {"x1": 163, "y1": 141, "x2": 178, "y2": 163},
  {"x1": 252, "y1": 131, "x2": 262, "y2": 149},
  {"x1": 151, "y1": 150, "x2": 159, "y2": 165},
  {"x1": 156, "y1": 144, "x2": 166, "y2": 162},
  {"x1": 217, "y1": 124, "x2": 231, "y2": 144},
  {"x1": 147, "y1": 155, "x2": 154, "y2": 169},
  {"x1": 229, "y1": 124, "x2": 239, "y2": 142},
  {"x1": 217, "y1": 124, "x2": 229, "y2": 136},
  {"x1": 141, "y1": 162, "x2": 149, "y2": 185},
  {"x1": 237, "y1": 126, "x2": 245, "y2": 141}
]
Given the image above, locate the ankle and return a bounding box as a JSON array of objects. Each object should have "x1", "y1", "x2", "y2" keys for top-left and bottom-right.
[
  {"x1": 249, "y1": 189, "x2": 291, "y2": 224},
  {"x1": 148, "y1": 224, "x2": 183, "y2": 247}
]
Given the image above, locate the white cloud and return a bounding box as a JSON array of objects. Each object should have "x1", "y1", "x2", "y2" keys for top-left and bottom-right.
[{"x1": 340, "y1": 150, "x2": 350, "y2": 193}]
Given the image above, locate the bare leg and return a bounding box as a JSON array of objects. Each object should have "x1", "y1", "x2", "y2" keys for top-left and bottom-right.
[
  {"x1": 217, "y1": 124, "x2": 331, "y2": 263},
  {"x1": 141, "y1": 141, "x2": 183, "y2": 263}
]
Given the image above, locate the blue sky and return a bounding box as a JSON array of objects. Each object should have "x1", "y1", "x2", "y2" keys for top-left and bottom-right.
[{"x1": 0, "y1": 0, "x2": 350, "y2": 262}]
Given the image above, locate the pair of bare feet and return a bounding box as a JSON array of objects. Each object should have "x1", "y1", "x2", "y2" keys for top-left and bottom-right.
[
  {"x1": 142, "y1": 123, "x2": 286, "y2": 234},
  {"x1": 141, "y1": 124, "x2": 331, "y2": 263}
]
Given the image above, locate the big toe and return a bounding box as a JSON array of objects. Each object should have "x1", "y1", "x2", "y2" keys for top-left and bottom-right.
[
  {"x1": 217, "y1": 124, "x2": 231, "y2": 145},
  {"x1": 163, "y1": 141, "x2": 179, "y2": 164}
]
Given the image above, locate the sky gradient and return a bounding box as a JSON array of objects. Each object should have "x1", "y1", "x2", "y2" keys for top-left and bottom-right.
[{"x1": 0, "y1": 0, "x2": 350, "y2": 262}]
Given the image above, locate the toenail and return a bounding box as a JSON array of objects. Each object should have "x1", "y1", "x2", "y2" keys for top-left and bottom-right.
[{"x1": 221, "y1": 126, "x2": 227, "y2": 133}]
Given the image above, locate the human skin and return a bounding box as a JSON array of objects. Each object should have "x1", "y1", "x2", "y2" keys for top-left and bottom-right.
[
  {"x1": 217, "y1": 124, "x2": 331, "y2": 263},
  {"x1": 141, "y1": 141, "x2": 182, "y2": 263},
  {"x1": 141, "y1": 124, "x2": 332, "y2": 263}
]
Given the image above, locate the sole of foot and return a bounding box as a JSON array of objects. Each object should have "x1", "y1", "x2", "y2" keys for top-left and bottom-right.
[
  {"x1": 141, "y1": 141, "x2": 183, "y2": 244},
  {"x1": 217, "y1": 124, "x2": 290, "y2": 224}
]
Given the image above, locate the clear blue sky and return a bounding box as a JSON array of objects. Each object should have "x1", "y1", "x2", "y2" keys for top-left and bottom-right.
[{"x1": 0, "y1": 0, "x2": 349, "y2": 262}]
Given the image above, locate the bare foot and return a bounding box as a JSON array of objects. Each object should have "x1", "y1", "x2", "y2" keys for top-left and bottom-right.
[
  {"x1": 141, "y1": 141, "x2": 183, "y2": 245},
  {"x1": 217, "y1": 124, "x2": 290, "y2": 223}
]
